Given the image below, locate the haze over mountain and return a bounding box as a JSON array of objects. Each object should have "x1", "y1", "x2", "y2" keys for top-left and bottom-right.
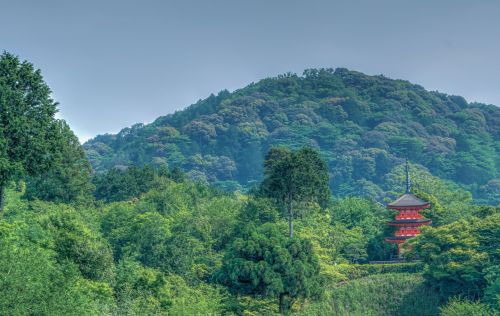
[
  {"x1": 84, "y1": 68, "x2": 500, "y2": 204},
  {"x1": 3, "y1": 1, "x2": 500, "y2": 142}
]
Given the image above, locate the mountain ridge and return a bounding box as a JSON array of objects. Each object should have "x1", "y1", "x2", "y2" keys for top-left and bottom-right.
[{"x1": 84, "y1": 68, "x2": 500, "y2": 203}]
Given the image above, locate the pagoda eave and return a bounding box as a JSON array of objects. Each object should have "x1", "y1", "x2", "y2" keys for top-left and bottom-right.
[
  {"x1": 387, "y1": 204, "x2": 430, "y2": 210},
  {"x1": 385, "y1": 236, "x2": 409, "y2": 244},
  {"x1": 387, "y1": 219, "x2": 432, "y2": 227}
]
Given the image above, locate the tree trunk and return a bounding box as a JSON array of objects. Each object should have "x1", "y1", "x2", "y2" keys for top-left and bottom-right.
[
  {"x1": 288, "y1": 195, "x2": 293, "y2": 238},
  {"x1": 0, "y1": 185, "x2": 5, "y2": 213}
]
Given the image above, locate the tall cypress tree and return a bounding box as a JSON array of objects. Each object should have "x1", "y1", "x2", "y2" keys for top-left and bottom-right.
[{"x1": 261, "y1": 147, "x2": 331, "y2": 237}]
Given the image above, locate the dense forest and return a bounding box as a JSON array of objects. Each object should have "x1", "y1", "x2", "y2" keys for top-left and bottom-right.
[
  {"x1": 84, "y1": 68, "x2": 500, "y2": 204},
  {"x1": 1, "y1": 52, "x2": 499, "y2": 315}
]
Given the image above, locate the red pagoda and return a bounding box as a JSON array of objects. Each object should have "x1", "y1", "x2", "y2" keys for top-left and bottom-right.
[{"x1": 385, "y1": 160, "x2": 431, "y2": 257}]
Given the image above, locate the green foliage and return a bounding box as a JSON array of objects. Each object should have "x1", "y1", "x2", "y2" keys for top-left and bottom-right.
[
  {"x1": 0, "y1": 204, "x2": 114, "y2": 314},
  {"x1": 84, "y1": 68, "x2": 500, "y2": 204},
  {"x1": 0, "y1": 242, "x2": 113, "y2": 315},
  {"x1": 0, "y1": 178, "x2": 497, "y2": 315},
  {"x1": 217, "y1": 223, "x2": 323, "y2": 314},
  {"x1": 410, "y1": 212, "x2": 500, "y2": 301},
  {"x1": 329, "y1": 197, "x2": 393, "y2": 261},
  {"x1": 3, "y1": 55, "x2": 498, "y2": 315},
  {"x1": 0, "y1": 52, "x2": 66, "y2": 210},
  {"x1": 261, "y1": 146, "x2": 331, "y2": 237},
  {"x1": 113, "y1": 258, "x2": 171, "y2": 314},
  {"x1": 298, "y1": 273, "x2": 440, "y2": 316},
  {"x1": 24, "y1": 121, "x2": 94, "y2": 205},
  {"x1": 93, "y1": 165, "x2": 174, "y2": 202},
  {"x1": 38, "y1": 205, "x2": 115, "y2": 281},
  {"x1": 113, "y1": 258, "x2": 227, "y2": 315},
  {"x1": 0, "y1": 184, "x2": 234, "y2": 315},
  {"x1": 324, "y1": 262, "x2": 425, "y2": 283},
  {"x1": 484, "y1": 265, "x2": 500, "y2": 310},
  {"x1": 440, "y1": 299, "x2": 498, "y2": 316},
  {"x1": 331, "y1": 197, "x2": 387, "y2": 238},
  {"x1": 237, "y1": 197, "x2": 280, "y2": 227},
  {"x1": 101, "y1": 180, "x2": 244, "y2": 281}
]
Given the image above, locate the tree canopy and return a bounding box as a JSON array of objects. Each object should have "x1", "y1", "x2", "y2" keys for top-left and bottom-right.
[
  {"x1": 217, "y1": 223, "x2": 323, "y2": 314},
  {"x1": 260, "y1": 147, "x2": 331, "y2": 237},
  {"x1": 84, "y1": 68, "x2": 500, "y2": 204},
  {"x1": 0, "y1": 52, "x2": 63, "y2": 210}
]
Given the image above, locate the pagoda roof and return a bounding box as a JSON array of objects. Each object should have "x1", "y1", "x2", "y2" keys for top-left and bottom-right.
[
  {"x1": 387, "y1": 219, "x2": 432, "y2": 226},
  {"x1": 384, "y1": 236, "x2": 410, "y2": 243},
  {"x1": 385, "y1": 236, "x2": 410, "y2": 241},
  {"x1": 387, "y1": 193, "x2": 430, "y2": 209}
]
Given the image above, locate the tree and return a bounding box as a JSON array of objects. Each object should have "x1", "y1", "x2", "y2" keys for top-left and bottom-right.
[
  {"x1": 24, "y1": 121, "x2": 94, "y2": 204},
  {"x1": 0, "y1": 217, "x2": 114, "y2": 314},
  {"x1": 39, "y1": 205, "x2": 115, "y2": 282},
  {"x1": 331, "y1": 224, "x2": 368, "y2": 263},
  {"x1": 483, "y1": 265, "x2": 500, "y2": 310},
  {"x1": 0, "y1": 52, "x2": 61, "y2": 211},
  {"x1": 216, "y1": 223, "x2": 323, "y2": 314},
  {"x1": 409, "y1": 213, "x2": 500, "y2": 301},
  {"x1": 236, "y1": 197, "x2": 279, "y2": 229},
  {"x1": 331, "y1": 197, "x2": 385, "y2": 237},
  {"x1": 93, "y1": 165, "x2": 166, "y2": 202},
  {"x1": 261, "y1": 147, "x2": 331, "y2": 237}
]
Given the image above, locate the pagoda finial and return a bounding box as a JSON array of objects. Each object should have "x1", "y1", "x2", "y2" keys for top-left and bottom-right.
[{"x1": 405, "y1": 157, "x2": 411, "y2": 193}]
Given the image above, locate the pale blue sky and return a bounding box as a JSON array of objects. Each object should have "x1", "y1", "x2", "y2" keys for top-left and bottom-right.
[{"x1": 1, "y1": 0, "x2": 499, "y2": 142}]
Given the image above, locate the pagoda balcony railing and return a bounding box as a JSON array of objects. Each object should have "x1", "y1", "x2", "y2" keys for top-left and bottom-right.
[
  {"x1": 395, "y1": 229, "x2": 420, "y2": 236},
  {"x1": 395, "y1": 232, "x2": 419, "y2": 237}
]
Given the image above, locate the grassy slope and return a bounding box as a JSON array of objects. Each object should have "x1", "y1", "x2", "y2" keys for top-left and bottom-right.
[{"x1": 298, "y1": 273, "x2": 440, "y2": 316}]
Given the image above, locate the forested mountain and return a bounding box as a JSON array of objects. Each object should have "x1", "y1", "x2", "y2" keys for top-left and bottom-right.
[
  {"x1": 84, "y1": 68, "x2": 500, "y2": 203},
  {"x1": 2, "y1": 53, "x2": 499, "y2": 315}
]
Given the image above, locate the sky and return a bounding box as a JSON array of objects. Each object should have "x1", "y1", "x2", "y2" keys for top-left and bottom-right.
[{"x1": 1, "y1": 0, "x2": 499, "y2": 142}]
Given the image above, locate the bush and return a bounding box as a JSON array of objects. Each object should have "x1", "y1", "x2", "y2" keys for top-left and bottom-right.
[
  {"x1": 325, "y1": 262, "x2": 425, "y2": 283},
  {"x1": 440, "y1": 299, "x2": 498, "y2": 316}
]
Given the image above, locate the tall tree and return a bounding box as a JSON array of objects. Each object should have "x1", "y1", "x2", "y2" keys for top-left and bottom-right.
[
  {"x1": 0, "y1": 52, "x2": 60, "y2": 211},
  {"x1": 261, "y1": 147, "x2": 331, "y2": 237},
  {"x1": 216, "y1": 223, "x2": 323, "y2": 314}
]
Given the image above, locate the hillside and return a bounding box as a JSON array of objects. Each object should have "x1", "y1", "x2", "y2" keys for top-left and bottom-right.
[
  {"x1": 2, "y1": 51, "x2": 498, "y2": 315},
  {"x1": 84, "y1": 68, "x2": 500, "y2": 203}
]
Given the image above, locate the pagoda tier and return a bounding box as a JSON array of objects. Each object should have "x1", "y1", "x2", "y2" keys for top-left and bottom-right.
[
  {"x1": 387, "y1": 193, "x2": 430, "y2": 210},
  {"x1": 387, "y1": 219, "x2": 432, "y2": 227}
]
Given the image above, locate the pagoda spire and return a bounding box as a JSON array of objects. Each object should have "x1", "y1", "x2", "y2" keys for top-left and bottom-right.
[{"x1": 405, "y1": 158, "x2": 411, "y2": 193}]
